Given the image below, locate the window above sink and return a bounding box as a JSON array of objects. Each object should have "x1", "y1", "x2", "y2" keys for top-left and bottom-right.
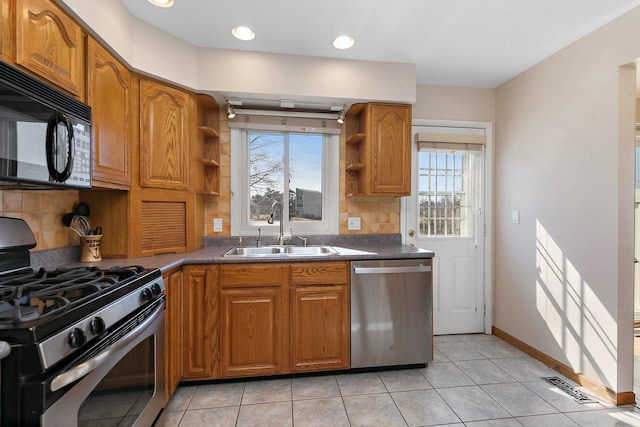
[{"x1": 230, "y1": 118, "x2": 340, "y2": 238}]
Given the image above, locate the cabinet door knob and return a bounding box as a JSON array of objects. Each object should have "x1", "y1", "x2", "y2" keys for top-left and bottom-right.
[{"x1": 408, "y1": 229, "x2": 415, "y2": 237}]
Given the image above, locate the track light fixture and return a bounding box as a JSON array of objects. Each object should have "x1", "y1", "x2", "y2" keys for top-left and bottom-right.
[
  {"x1": 226, "y1": 104, "x2": 236, "y2": 119},
  {"x1": 337, "y1": 109, "x2": 346, "y2": 124}
]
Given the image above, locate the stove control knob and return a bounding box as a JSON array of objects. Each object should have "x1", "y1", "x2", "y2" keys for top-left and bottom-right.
[
  {"x1": 151, "y1": 283, "x2": 162, "y2": 296},
  {"x1": 141, "y1": 288, "x2": 153, "y2": 302},
  {"x1": 68, "y1": 328, "x2": 86, "y2": 348},
  {"x1": 89, "y1": 317, "x2": 106, "y2": 335}
]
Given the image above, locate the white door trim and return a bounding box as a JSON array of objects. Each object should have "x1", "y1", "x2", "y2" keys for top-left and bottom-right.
[{"x1": 402, "y1": 118, "x2": 494, "y2": 334}]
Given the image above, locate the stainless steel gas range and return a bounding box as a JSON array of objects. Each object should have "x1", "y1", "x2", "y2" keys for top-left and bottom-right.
[{"x1": 0, "y1": 217, "x2": 165, "y2": 426}]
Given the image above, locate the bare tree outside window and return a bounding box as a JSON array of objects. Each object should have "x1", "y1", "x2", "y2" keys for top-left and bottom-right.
[
  {"x1": 249, "y1": 133, "x2": 284, "y2": 221},
  {"x1": 248, "y1": 131, "x2": 323, "y2": 224}
]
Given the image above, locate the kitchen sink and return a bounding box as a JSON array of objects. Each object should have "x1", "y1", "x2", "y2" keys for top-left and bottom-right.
[
  {"x1": 223, "y1": 245, "x2": 338, "y2": 257},
  {"x1": 224, "y1": 247, "x2": 284, "y2": 256},
  {"x1": 283, "y1": 246, "x2": 338, "y2": 255}
]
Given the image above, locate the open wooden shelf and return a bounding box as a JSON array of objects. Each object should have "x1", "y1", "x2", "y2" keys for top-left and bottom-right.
[
  {"x1": 196, "y1": 94, "x2": 220, "y2": 195},
  {"x1": 346, "y1": 133, "x2": 365, "y2": 145},
  {"x1": 201, "y1": 158, "x2": 220, "y2": 167},
  {"x1": 346, "y1": 163, "x2": 365, "y2": 171},
  {"x1": 197, "y1": 126, "x2": 220, "y2": 138}
]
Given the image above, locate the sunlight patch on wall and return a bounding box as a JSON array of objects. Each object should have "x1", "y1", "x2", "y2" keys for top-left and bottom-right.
[{"x1": 535, "y1": 219, "x2": 617, "y2": 389}]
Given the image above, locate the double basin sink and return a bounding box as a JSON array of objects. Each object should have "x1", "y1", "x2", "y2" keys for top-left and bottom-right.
[{"x1": 224, "y1": 245, "x2": 339, "y2": 257}]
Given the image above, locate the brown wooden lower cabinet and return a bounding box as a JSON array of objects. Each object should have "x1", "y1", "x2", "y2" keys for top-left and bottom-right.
[
  {"x1": 219, "y1": 263, "x2": 288, "y2": 378},
  {"x1": 290, "y1": 285, "x2": 349, "y2": 372},
  {"x1": 219, "y1": 261, "x2": 349, "y2": 378},
  {"x1": 174, "y1": 261, "x2": 350, "y2": 389},
  {"x1": 181, "y1": 265, "x2": 218, "y2": 380},
  {"x1": 164, "y1": 268, "x2": 182, "y2": 402},
  {"x1": 219, "y1": 287, "x2": 287, "y2": 377}
]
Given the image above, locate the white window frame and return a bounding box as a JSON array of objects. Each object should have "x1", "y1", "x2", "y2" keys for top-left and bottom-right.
[{"x1": 230, "y1": 127, "x2": 339, "y2": 238}]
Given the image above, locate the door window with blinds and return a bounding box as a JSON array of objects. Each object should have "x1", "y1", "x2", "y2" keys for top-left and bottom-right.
[
  {"x1": 416, "y1": 130, "x2": 484, "y2": 238},
  {"x1": 230, "y1": 115, "x2": 339, "y2": 236}
]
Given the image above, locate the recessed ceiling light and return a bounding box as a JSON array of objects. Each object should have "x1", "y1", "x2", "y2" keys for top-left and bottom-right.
[
  {"x1": 232, "y1": 26, "x2": 255, "y2": 41},
  {"x1": 333, "y1": 35, "x2": 355, "y2": 50},
  {"x1": 147, "y1": 0, "x2": 174, "y2": 8}
]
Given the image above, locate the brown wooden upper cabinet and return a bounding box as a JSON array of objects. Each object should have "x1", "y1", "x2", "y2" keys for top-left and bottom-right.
[
  {"x1": 87, "y1": 37, "x2": 131, "y2": 189},
  {"x1": 345, "y1": 102, "x2": 412, "y2": 196},
  {"x1": 0, "y1": 0, "x2": 14, "y2": 62},
  {"x1": 139, "y1": 79, "x2": 191, "y2": 190},
  {"x1": 15, "y1": 0, "x2": 84, "y2": 97}
]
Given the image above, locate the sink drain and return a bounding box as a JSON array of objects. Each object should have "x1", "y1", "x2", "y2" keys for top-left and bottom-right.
[{"x1": 541, "y1": 376, "x2": 595, "y2": 403}]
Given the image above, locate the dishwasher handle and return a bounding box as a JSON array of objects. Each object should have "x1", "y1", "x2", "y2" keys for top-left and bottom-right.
[{"x1": 353, "y1": 265, "x2": 432, "y2": 275}]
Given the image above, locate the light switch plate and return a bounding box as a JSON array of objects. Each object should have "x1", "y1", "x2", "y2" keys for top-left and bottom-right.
[
  {"x1": 213, "y1": 218, "x2": 223, "y2": 232},
  {"x1": 512, "y1": 210, "x2": 520, "y2": 224},
  {"x1": 347, "y1": 217, "x2": 361, "y2": 230}
]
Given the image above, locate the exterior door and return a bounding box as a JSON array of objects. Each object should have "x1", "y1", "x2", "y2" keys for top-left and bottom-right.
[{"x1": 403, "y1": 123, "x2": 488, "y2": 335}]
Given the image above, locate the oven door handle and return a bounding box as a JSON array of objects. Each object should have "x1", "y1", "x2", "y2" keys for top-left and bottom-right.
[{"x1": 50, "y1": 299, "x2": 164, "y2": 393}]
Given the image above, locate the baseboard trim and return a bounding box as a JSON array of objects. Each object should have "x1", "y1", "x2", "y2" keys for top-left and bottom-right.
[{"x1": 492, "y1": 326, "x2": 636, "y2": 406}]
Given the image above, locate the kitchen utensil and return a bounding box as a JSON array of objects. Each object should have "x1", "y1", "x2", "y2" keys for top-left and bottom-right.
[
  {"x1": 69, "y1": 215, "x2": 91, "y2": 236},
  {"x1": 62, "y1": 201, "x2": 90, "y2": 227},
  {"x1": 91, "y1": 226, "x2": 102, "y2": 236},
  {"x1": 61, "y1": 212, "x2": 75, "y2": 227},
  {"x1": 74, "y1": 202, "x2": 90, "y2": 217}
]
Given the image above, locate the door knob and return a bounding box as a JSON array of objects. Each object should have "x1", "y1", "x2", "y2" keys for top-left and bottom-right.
[{"x1": 408, "y1": 229, "x2": 415, "y2": 237}]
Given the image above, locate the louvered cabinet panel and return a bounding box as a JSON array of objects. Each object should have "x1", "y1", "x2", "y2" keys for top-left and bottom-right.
[{"x1": 141, "y1": 201, "x2": 187, "y2": 255}]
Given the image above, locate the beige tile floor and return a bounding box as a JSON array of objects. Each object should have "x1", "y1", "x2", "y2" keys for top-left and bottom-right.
[{"x1": 163, "y1": 334, "x2": 640, "y2": 426}]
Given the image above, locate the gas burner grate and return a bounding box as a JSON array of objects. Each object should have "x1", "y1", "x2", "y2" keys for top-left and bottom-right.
[
  {"x1": 0, "y1": 265, "x2": 148, "y2": 325},
  {"x1": 541, "y1": 376, "x2": 595, "y2": 403}
]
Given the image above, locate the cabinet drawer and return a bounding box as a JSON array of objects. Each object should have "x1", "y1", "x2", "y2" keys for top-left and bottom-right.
[
  {"x1": 220, "y1": 264, "x2": 286, "y2": 288},
  {"x1": 290, "y1": 261, "x2": 349, "y2": 285}
]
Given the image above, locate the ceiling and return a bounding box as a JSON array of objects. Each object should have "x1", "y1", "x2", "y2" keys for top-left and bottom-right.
[{"x1": 120, "y1": 0, "x2": 640, "y2": 88}]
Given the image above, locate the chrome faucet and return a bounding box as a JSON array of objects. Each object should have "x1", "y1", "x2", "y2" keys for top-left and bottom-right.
[
  {"x1": 267, "y1": 201, "x2": 288, "y2": 245},
  {"x1": 290, "y1": 227, "x2": 307, "y2": 247}
]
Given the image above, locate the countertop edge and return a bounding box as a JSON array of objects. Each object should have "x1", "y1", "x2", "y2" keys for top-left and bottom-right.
[{"x1": 51, "y1": 244, "x2": 435, "y2": 275}]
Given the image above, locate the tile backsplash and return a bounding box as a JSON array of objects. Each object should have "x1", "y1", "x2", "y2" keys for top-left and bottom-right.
[{"x1": 0, "y1": 190, "x2": 80, "y2": 250}]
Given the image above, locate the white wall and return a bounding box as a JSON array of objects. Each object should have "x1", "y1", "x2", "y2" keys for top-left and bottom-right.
[
  {"x1": 57, "y1": 0, "x2": 415, "y2": 104},
  {"x1": 495, "y1": 7, "x2": 640, "y2": 393},
  {"x1": 413, "y1": 84, "x2": 495, "y2": 123}
]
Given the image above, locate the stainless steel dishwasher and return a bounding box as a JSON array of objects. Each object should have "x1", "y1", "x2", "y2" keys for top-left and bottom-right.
[{"x1": 351, "y1": 259, "x2": 433, "y2": 369}]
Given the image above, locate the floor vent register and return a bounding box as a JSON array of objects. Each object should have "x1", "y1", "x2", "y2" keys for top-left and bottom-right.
[{"x1": 541, "y1": 376, "x2": 595, "y2": 404}]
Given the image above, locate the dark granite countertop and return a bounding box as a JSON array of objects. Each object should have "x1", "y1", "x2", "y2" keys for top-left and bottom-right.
[{"x1": 29, "y1": 234, "x2": 434, "y2": 274}]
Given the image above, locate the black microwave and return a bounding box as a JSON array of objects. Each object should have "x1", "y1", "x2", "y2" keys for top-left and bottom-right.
[{"x1": 0, "y1": 61, "x2": 91, "y2": 189}]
